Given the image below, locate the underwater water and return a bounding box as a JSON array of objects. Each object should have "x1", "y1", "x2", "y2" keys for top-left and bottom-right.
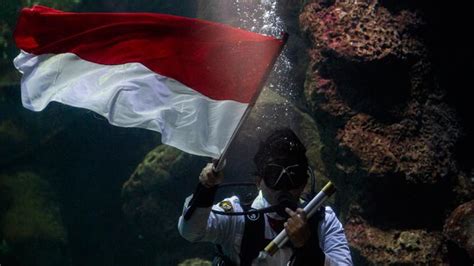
[{"x1": 1, "y1": 0, "x2": 472, "y2": 266}]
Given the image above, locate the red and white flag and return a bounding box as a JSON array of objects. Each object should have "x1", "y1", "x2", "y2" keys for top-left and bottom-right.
[{"x1": 13, "y1": 6, "x2": 285, "y2": 158}]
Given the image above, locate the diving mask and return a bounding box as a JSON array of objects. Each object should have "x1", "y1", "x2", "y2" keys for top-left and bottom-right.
[{"x1": 262, "y1": 163, "x2": 308, "y2": 190}]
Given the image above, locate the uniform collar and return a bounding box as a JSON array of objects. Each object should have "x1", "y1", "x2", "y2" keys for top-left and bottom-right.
[
  {"x1": 251, "y1": 191, "x2": 286, "y2": 220},
  {"x1": 251, "y1": 190, "x2": 307, "y2": 220}
]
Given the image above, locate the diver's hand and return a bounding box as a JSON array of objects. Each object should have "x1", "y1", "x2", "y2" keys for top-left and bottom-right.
[
  {"x1": 199, "y1": 163, "x2": 224, "y2": 188},
  {"x1": 285, "y1": 208, "x2": 311, "y2": 248}
]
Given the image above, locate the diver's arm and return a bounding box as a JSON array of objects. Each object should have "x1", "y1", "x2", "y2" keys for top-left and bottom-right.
[
  {"x1": 177, "y1": 163, "x2": 228, "y2": 243},
  {"x1": 181, "y1": 162, "x2": 223, "y2": 222},
  {"x1": 319, "y1": 207, "x2": 353, "y2": 266},
  {"x1": 287, "y1": 208, "x2": 325, "y2": 266},
  {"x1": 177, "y1": 184, "x2": 216, "y2": 242},
  {"x1": 178, "y1": 189, "x2": 241, "y2": 244},
  {"x1": 182, "y1": 182, "x2": 218, "y2": 221}
]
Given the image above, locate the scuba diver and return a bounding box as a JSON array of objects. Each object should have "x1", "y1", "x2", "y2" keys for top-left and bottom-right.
[{"x1": 178, "y1": 128, "x2": 352, "y2": 265}]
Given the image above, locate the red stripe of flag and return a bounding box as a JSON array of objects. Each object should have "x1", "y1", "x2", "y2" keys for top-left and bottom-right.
[{"x1": 14, "y1": 5, "x2": 285, "y2": 103}]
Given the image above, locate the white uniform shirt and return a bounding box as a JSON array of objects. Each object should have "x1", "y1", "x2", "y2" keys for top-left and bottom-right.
[{"x1": 178, "y1": 191, "x2": 352, "y2": 265}]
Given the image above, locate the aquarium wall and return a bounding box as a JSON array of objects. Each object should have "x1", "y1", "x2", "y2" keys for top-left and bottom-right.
[{"x1": 1, "y1": 0, "x2": 472, "y2": 265}]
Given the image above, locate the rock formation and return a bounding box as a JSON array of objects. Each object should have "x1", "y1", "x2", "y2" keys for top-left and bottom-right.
[
  {"x1": 121, "y1": 145, "x2": 213, "y2": 265},
  {"x1": 443, "y1": 200, "x2": 474, "y2": 264},
  {"x1": 300, "y1": 0, "x2": 473, "y2": 264},
  {"x1": 0, "y1": 172, "x2": 70, "y2": 266},
  {"x1": 178, "y1": 258, "x2": 212, "y2": 266}
]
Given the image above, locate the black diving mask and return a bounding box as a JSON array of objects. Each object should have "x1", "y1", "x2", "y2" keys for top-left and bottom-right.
[{"x1": 262, "y1": 163, "x2": 308, "y2": 190}]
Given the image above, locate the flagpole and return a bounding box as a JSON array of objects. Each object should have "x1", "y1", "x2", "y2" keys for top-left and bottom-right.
[{"x1": 214, "y1": 32, "x2": 289, "y2": 172}]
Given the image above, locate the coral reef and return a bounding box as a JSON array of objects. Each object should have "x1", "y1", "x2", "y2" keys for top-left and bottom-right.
[
  {"x1": 346, "y1": 214, "x2": 446, "y2": 265},
  {"x1": 300, "y1": 0, "x2": 461, "y2": 184},
  {"x1": 122, "y1": 145, "x2": 184, "y2": 198},
  {"x1": 300, "y1": 0, "x2": 424, "y2": 61},
  {"x1": 0, "y1": 172, "x2": 66, "y2": 242},
  {"x1": 0, "y1": 172, "x2": 69, "y2": 266},
  {"x1": 121, "y1": 145, "x2": 194, "y2": 238},
  {"x1": 178, "y1": 258, "x2": 212, "y2": 266},
  {"x1": 121, "y1": 145, "x2": 213, "y2": 265},
  {"x1": 300, "y1": 0, "x2": 473, "y2": 263},
  {"x1": 443, "y1": 200, "x2": 474, "y2": 263}
]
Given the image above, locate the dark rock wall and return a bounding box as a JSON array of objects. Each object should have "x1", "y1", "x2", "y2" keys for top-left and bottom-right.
[
  {"x1": 121, "y1": 145, "x2": 213, "y2": 265},
  {"x1": 443, "y1": 200, "x2": 474, "y2": 264},
  {"x1": 300, "y1": 0, "x2": 473, "y2": 264}
]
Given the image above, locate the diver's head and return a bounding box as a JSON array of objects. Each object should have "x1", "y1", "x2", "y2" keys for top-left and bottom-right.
[{"x1": 254, "y1": 128, "x2": 309, "y2": 216}]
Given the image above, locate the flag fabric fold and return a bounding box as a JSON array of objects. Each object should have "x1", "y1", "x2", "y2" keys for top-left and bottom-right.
[{"x1": 13, "y1": 6, "x2": 285, "y2": 158}]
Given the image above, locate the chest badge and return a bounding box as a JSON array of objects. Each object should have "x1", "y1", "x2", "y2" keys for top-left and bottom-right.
[{"x1": 218, "y1": 200, "x2": 234, "y2": 212}]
